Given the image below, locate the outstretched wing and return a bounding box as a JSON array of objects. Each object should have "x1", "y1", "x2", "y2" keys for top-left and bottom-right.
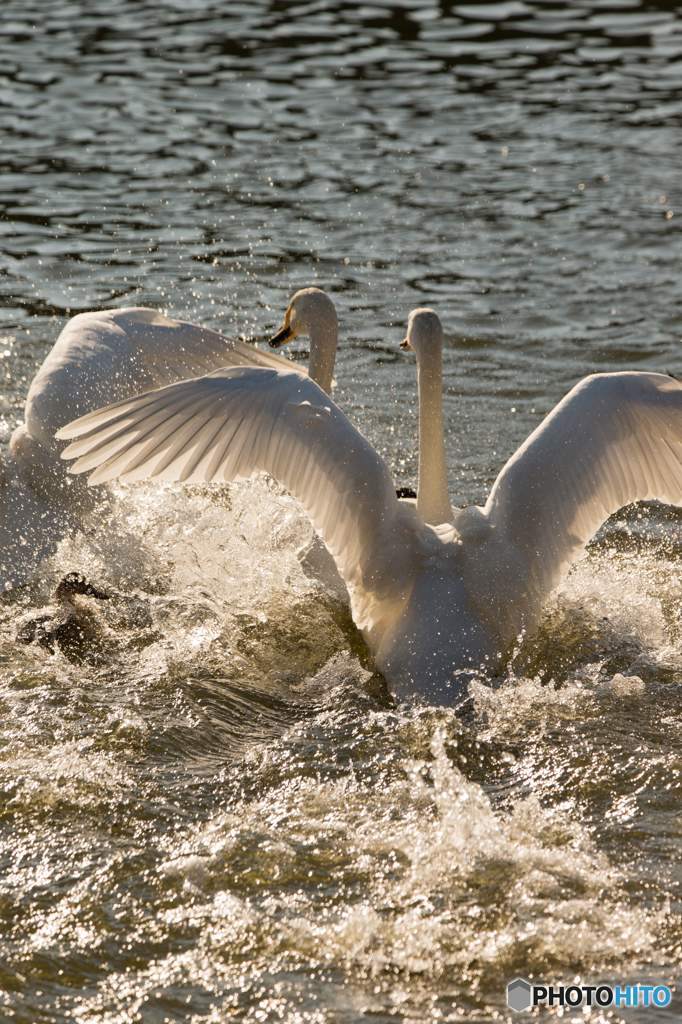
[
  {"x1": 24, "y1": 309, "x2": 307, "y2": 460},
  {"x1": 485, "y1": 371, "x2": 682, "y2": 604},
  {"x1": 113, "y1": 307, "x2": 308, "y2": 386},
  {"x1": 57, "y1": 368, "x2": 423, "y2": 632}
]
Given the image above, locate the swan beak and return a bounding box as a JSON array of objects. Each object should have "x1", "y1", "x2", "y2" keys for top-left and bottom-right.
[
  {"x1": 268, "y1": 325, "x2": 294, "y2": 348},
  {"x1": 84, "y1": 585, "x2": 111, "y2": 600},
  {"x1": 400, "y1": 337, "x2": 413, "y2": 351}
]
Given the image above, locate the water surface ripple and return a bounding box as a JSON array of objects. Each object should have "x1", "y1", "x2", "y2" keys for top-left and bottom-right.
[{"x1": 2, "y1": 1, "x2": 682, "y2": 1021}]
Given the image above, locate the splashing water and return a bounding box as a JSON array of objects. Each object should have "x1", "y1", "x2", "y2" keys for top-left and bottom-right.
[
  {"x1": 3, "y1": 0, "x2": 682, "y2": 1017},
  {"x1": 1, "y1": 478, "x2": 682, "y2": 1021}
]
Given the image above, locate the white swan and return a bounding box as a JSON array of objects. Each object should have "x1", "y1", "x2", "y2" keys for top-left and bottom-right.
[
  {"x1": 10, "y1": 288, "x2": 339, "y2": 514},
  {"x1": 0, "y1": 288, "x2": 339, "y2": 590},
  {"x1": 56, "y1": 308, "x2": 682, "y2": 704}
]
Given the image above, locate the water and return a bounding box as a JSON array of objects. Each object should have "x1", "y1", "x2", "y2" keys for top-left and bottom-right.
[{"x1": 2, "y1": 0, "x2": 682, "y2": 1020}]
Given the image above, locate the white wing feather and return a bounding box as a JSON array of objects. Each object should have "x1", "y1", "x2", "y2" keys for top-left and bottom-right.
[
  {"x1": 23, "y1": 308, "x2": 306, "y2": 461},
  {"x1": 115, "y1": 307, "x2": 307, "y2": 385},
  {"x1": 485, "y1": 372, "x2": 682, "y2": 604},
  {"x1": 57, "y1": 368, "x2": 423, "y2": 634}
]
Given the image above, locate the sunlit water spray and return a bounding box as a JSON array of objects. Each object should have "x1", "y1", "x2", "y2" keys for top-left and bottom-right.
[
  {"x1": 4, "y1": 0, "x2": 682, "y2": 1015},
  {"x1": 2, "y1": 479, "x2": 682, "y2": 1020}
]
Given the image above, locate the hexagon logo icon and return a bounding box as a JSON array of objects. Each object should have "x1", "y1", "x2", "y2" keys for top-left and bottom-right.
[{"x1": 507, "y1": 978, "x2": 532, "y2": 1012}]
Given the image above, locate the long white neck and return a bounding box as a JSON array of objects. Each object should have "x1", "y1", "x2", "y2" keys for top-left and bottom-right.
[
  {"x1": 416, "y1": 342, "x2": 452, "y2": 525},
  {"x1": 307, "y1": 318, "x2": 337, "y2": 395}
]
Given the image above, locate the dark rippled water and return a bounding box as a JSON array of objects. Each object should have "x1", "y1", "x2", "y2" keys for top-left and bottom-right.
[{"x1": 2, "y1": 2, "x2": 682, "y2": 1021}]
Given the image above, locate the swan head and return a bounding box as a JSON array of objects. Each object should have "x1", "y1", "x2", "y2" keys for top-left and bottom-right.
[
  {"x1": 400, "y1": 308, "x2": 443, "y2": 356},
  {"x1": 55, "y1": 572, "x2": 111, "y2": 603},
  {"x1": 268, "y1": 287, "x2": 338, "y2": 395},
  {"x1": 268, "y1": 287, "x2": 338, "y2": 349}
]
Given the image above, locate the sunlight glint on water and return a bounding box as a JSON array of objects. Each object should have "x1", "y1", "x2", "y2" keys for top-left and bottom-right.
[{"x1": 2, "y1": 1, "x2": 682, "y2": 1020}]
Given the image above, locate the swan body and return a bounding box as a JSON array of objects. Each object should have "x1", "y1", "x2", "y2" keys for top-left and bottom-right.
[
  {"x1": 1, "y1": 289, "x2": 339, "y2": 589},
  {"x1": 16, "y1": 571, "x2": 111, "y2": 653},
  {"x1": 57, "y1": 309, "x2": 682, "y2": 703}
]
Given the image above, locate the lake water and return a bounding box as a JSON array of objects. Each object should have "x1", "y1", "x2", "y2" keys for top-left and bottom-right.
[{"x1": 2, "y1": 0, "x2": 682, "y2": 1020}]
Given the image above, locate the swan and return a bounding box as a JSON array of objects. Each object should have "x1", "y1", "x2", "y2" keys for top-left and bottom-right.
[
  {"x1": 56, "y1": 307, "x2": 682, "y2": 704},
  {"x1": 16, "y1": 571, "x2": 111, "y2": 653},
  {"x1": 10, "y1": 287, "x2": 339, "y2": 515},
  {"x1": 0, "y1": 288, "x2": 339, "y2": 591}
]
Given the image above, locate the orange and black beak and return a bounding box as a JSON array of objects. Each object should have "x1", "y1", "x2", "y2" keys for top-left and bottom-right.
[
  {"x1": 400, "y1": 336, "x2": 413, "y2": 351},
  {"x1": 268, "y1": 324, "x2": 294, "y2": 348}
]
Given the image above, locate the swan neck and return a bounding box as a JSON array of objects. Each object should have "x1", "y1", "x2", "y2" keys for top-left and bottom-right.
[
  {"x1": 307, "y1": 318, "x2": 337, "y2": 395},
  {"x1": 416, "y1": 344, "x2": 451, "y2": 525}
]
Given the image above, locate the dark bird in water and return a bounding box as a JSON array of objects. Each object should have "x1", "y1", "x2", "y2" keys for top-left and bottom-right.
[{"x1": 16, "y1": 572, "x2": 111, "y2": 654}]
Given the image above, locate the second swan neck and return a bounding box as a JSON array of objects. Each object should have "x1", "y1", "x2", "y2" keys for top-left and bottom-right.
[{"x1": 416, "y1": 349, "x2": 452, "y2": 526}]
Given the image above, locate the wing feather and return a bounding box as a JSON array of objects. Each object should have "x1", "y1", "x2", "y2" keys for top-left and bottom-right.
[
  {"x1": 153, "y1": 417, "x2": 223, "y2": 483},
  {"x1": 85, "y1": 406, "x2": 209, "y2": 484},
  {"x1": 486, "y1": 372, "x2": 682, "y2": 604},
  {"x1": 174, "y1": 418, "x2": 225, "y2": 483},
  {"x1": 117, "y1": 309, "x2": 309, "y2": 384},
  {"x1": 61, "y1": 392, "x2": 213, "y2": 466},
  {"x1": 59, "y1": 368, "x2": 422, "y2": 633}
]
